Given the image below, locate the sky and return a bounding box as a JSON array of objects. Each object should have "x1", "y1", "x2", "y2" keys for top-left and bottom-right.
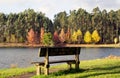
[{"x1": 0, "y1": 0, "x2": 120, "y2": 20}]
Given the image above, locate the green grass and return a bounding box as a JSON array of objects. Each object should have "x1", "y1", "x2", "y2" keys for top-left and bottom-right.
[
  {"x1": 0, "y1": 59, "x2": 120, "y2": 78},
  {"x1": 32, "y1": 59, "x2": 120, "y2": 78},
  {"x1": 0, "y1": 66, "x2": 35, "y2": 78}
]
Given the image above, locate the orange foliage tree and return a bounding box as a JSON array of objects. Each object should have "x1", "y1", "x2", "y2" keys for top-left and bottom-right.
[
  {"x1": 65, "y1": 27, "x2": 71, "y2": 43},
  {"x1": 59, "y1": 28, "x2": 65, "y2": 43},
  {"x1": 27, "y1": 28, "x2": 35, "y2": 44}
]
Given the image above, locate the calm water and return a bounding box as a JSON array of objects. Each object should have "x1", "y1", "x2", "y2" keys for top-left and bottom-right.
[{"x1": 0, "y1": 48, "x2": 120, "y2": 69}]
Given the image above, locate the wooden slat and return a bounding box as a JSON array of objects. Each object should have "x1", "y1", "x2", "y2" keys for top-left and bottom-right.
[
  {"x1": 31, "y1": 60, "x2": 76, "y2": 65},
  {"x1": 39, "y1": 47, "x2": 81, "y2": 56},
  {"x1": 49, "y1": 60, "x2": 76, "y2": 64}
]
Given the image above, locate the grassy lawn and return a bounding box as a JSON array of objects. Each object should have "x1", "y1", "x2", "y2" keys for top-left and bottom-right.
[
  {"x1": 0, "y1": 58, "x2": 120, "y2": 78},
  {"x1": 0, "y1": 67, "x2": 35, "y2": 78},
  {"x1": 32, "y1": 58, "x2": 120, "y2": 78}
]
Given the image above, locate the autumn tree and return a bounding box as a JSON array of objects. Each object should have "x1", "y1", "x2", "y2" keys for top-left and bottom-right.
[
  {"x1": 114, "y1": 37, "x2": 118, "y2": 44},
  {"x1": 71, "y1": 31, "x2": 78, "y2": 43},
  {"x1": 27, "y1": 28, "x2": 35, "y2": 44},
  {"x1": 84, "y1": 31, "x2": 92, "y2": 43},
  {"x1": 92, "y1": 30, "x2": 101, "y2": 43},
  {"x1": 71, "y1": 29, "x2": 82, "y2": 44},
  {"x1": 53, "y1": 30, "x2": 60, "y2": 44},
  {"x1": 65, "y1": 27, "x2": 71, "y2": 43},
  {"x1": 59, "y1": 28, "x2": 65, "y2": 43}
]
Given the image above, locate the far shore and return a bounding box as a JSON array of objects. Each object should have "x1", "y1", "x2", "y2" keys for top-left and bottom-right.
[{"x1": 0, "y1": 43, "x2": 120, "y2": 48}]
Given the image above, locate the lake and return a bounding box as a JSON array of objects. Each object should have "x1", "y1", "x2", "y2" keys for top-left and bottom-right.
[{"x1": 0, "y1": 47, "x2": 120, "y2": 69}]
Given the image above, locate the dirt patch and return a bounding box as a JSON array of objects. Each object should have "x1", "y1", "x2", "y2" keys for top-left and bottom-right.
[
  {"x1": 9, "y1": 72, "x2": 35, "y2": 78},
  {"x1": 9, "y1": 68, "x2": 65, "y2": 78},
  {"x1": 105, "y1": 55, "x2": 120, "y2": 59}
]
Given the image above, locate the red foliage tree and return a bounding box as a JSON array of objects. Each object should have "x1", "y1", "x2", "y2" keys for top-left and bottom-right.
[
  {"x1": 27, "y1": 28, "x2": 35, "y2": 44},
  {"x1": 53, "y1": 30, "x2": 60, "y2": 44},
  {"x1": 40, "y1": 27, "x2": 45, "y2": 43}
]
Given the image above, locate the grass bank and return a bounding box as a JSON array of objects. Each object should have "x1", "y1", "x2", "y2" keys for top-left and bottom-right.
[
  {"x1": 0, "y1": 67, "x2": 35, "y2": 78},
  {"x1": 32, "y1": 58, "x2": 120, "y2": 78},
  {"x1": 0, "y1": 58, "x2": 120, "y2": 78}
]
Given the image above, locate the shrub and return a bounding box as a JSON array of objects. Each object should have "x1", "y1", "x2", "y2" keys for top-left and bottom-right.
[
  {"x1": 42, "y1": 32, "x2": 54, "y2": 46},
  {"x1": 10, "y1": 34, "x2": 16, "y2": 43}
]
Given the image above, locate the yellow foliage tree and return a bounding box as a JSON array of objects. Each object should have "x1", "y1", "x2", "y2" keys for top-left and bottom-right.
[
  {"x1": 84, "y1": 31, "x2": 92, "y2": 43},
  {"x1": 92, "y1": 30, "x2": 101, "y2": 43},
  {"x1": 71, "y1": 31, "x2": 78, "y2": 43},
  {"x1": 114, "y1": 37, "x2": 118, "y2": 44}
]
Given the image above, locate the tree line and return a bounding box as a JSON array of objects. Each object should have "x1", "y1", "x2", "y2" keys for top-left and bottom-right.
[
  {"x1": 54, "y1": 7, "x2": 120, "y2": 44},
  {"x1": 0, "y1": 9, "x2": 53, "y2": 43},
  {"x1": 0, "y1": 7, "x2": 120, "y2": 44}
]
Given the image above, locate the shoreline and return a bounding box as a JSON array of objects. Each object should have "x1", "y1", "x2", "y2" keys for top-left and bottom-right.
[{"x1": 0, "y1": 43, "x2": 120, "y2": 48}]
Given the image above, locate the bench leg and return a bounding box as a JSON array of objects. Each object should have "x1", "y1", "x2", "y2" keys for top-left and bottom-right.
[
  {"x1": 44, "y1": 68, "x2": 49, "y2": 75},
  {"x1": 44, "y1": 65, "x2": 49, "y2": 75},
  {"x1": 44, "y1": 48, "x2": 49, "y2": 75},
  {"x1": 75, "y1": 49, "x2": 80, "y2": 69},
  {"x1": 67, "y1": 62, "x2": 72, "y2": 70},
  {"x1": 75, "y1": 62, "x2": 79, "y2": 69},
  {"x1": 36, "y1": 65, "x2": 41, "y2": 75}
]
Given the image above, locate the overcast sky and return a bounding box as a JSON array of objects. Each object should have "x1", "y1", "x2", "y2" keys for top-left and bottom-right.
[{"x1": 0, "y1": 0, "x2": 120, "y2": 20}]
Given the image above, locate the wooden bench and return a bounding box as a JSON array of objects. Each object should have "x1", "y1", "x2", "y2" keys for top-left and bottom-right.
[{"x1": 31, "y1": 47, "x2": 81, "y2": 75}]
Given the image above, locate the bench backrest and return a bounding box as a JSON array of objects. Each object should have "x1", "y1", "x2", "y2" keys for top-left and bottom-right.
[{"x1": 39, "y1": 47, "x2": 81, "y2": 57}]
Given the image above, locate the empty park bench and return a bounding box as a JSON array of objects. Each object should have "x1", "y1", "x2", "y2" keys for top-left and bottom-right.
[{"x1": 31, "y1": 47, "x2": 81, "y2": 75}]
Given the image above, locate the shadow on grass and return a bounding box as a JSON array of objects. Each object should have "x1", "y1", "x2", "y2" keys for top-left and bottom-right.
[
  {"x1": 91, "y1": 65, "x2": 120, "y2": 71},
  {"x1": 51, "y1": 68, "x2": 86, "y2": 76},
  {"x1": 79, "y1": 71, "x2": 120, "y2": 78},
  {"x1": 78, "y1": 65, "x2": 120, "y2": 78},
  {"x1": 49, "y1": 65, "x2": 120, "y2": 78},
  {"x1": 33, "y1": 64, "x2": 120, "y2": 78}
]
